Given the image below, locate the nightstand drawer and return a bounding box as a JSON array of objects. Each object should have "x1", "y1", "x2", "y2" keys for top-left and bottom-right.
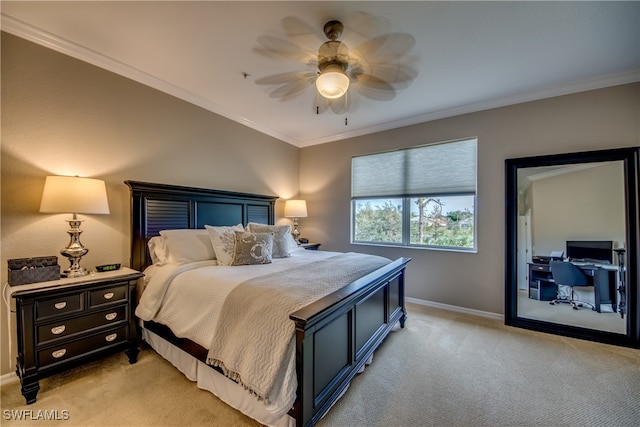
[
  {"x1": 89, "y1": 284, "x2": 127, "y2": 308},
  {"x1": 35, "y1": 293, "x2": 83, "y2": 320},
  {"x1": 37, "y1": 305, "x2": 128, "y2": 345},
  {"x1": 38, "y1": 326, "x2": 128, "y2": 368}
]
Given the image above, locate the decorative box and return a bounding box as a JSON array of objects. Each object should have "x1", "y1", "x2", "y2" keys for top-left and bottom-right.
[{"x1": 8, "y1": 256, "x2": 60, "y2": 286}]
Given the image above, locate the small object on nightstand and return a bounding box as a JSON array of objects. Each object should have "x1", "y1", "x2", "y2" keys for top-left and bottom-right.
[
  {"x1": 95, "y1": 263, "x2": 121, "y2": 272},
  {"x1": 7, "y1": 256, "x2": 60, "y2": 286},
  {"x1": 300, "y1": 242, "x2": 321, "y2": 250}
]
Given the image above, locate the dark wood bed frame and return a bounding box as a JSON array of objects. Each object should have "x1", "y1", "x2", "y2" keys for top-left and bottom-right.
[{"x1": 126, "y1": 181, "x2": 410, "y2": 427}]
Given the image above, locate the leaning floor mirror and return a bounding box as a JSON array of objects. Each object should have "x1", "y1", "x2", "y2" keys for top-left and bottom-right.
[{"x1": 505, "y1": 147, "x2": 639, "y2": 348}]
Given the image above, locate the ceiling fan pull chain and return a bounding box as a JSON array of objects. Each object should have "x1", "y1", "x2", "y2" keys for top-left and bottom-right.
[{"x1": 345, "y1": 92, "x2": 349, "y2": 126}]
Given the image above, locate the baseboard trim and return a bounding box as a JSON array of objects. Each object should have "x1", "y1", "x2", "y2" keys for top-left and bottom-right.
[{"x1": 406, "y1": 297, "x2": 504, "y2": 321}]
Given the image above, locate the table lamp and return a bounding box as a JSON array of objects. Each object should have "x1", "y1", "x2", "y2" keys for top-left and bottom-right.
[
  {"x1": 39, "y1": 176, "x2": 110, "y2": 277},
  {"x1": 284, "y1": 199, "x2": 307, "y2": 242}
]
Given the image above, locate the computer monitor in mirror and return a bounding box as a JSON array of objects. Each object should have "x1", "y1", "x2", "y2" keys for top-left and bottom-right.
[{"x1": 566, "y1": 240, "x2": 613, "y2": 264}]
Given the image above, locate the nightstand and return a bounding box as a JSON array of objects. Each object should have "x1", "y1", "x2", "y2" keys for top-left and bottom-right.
[
  {"x1": 300, "y1": 243, "x2": 321, "y2": 250},
  {"x1": 9, "y1": 267, "x2": 143, "y2": 404}
]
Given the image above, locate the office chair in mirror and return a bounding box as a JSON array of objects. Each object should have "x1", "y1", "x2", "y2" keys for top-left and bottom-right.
[{"x1": 549, "y1": 260, "x2": 595, "y2": 311}]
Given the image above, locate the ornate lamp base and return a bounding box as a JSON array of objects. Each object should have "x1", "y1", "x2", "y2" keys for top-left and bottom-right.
[
  {"x1": 61, "y1": 218, "x2": 89, "y2": 277},
  {"x1": 291, "y1": 217, "x2": 301, "y2": 241}
]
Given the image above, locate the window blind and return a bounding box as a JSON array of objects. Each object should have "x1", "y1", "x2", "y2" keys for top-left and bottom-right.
[{"x1": 351, "y1": 138, "x2": 477, "y2": 198}]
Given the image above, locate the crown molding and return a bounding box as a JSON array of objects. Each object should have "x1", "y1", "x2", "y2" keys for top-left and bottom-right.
[
  {"x1": 517, "y1": 163, "x2": 606, "y2": 194},
  {"x1": 3, "y1": 13, "x2": 638, "y2": 149},
  {"x1": 300, "y1": 71, "x2": 639, "y2": 148}
]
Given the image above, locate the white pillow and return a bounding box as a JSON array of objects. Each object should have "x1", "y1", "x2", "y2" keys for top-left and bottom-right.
[
  {"x1": 247, "y1": 223, "x2": 294, "y2": 258},
  {"x1": 285, "y1": 232, "x2": 299, "y2": 252},
  {"x1": 159, "y1": 229, "x2": 216, "y2": 264},
  {"x1": 205, "y1": 224, "x2": 245, "y2": 266},
  {"x1": 147, "y1": 236, "x2": 169, "y2": 265}
]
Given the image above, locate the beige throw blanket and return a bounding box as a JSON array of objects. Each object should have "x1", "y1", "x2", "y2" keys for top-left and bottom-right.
[{"x1": 206, "y1": 252, "x2": 390, "y2": 415}]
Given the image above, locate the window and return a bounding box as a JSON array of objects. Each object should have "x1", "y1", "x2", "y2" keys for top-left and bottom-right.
[{"x1": 351, "y1": 138, "x2": 477, "y2": 251}]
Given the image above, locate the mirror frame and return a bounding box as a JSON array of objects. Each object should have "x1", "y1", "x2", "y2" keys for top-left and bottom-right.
[{"x1": 505, "y1": 147, "x2": 640, "y2": 348}]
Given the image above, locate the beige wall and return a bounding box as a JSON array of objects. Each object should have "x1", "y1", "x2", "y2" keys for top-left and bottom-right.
[
  {"x1": 0, "y1": 33, "x2": 299, "y2": 376},
  {"x1": 299, "y1": 83, "x2": 639, "y2": 316},
  {"x1": 531, "y1": 162, "x2": 626, "y2": 256}
]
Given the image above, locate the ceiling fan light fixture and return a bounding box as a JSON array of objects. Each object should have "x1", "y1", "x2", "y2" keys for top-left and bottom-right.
[{"x1": 316, "y1": 63, "x2": 350, "y2": 99}]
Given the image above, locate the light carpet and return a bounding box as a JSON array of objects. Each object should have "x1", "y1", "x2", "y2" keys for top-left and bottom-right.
[{"x1": 2, "y1": 303, "x2": 639, "y2": 427}]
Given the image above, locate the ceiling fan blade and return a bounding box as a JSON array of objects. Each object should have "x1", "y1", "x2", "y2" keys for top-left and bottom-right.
[
  {"x1": 255, "y1": 71, "x2": 315, "y2": 85},
  {"x1": 328, "y1": 96, "x2": 351, "y2": 115},
  {"x1": 351, "y1": 75, "x2": 397, "y2": 101},
  {"x1": 352, "y1": 33, "x2": 416, "y2": 63},
  {"x1": 354, "y1": 73, "x2": 395, "y2": 90},
  {"x1": 354, "y1": 86, "x2": 396, "y2": 101},
  {"x1": 362, "y1": 64, "x2": 418, "y2": 85},
  {"x1": 254, "y1": 35, "x2": 316, "y2": 65},
  {"x1": 313, "y1": 94, "x2": 354, "y2": 115},
  {"x1": 280, "y1": 16, "x2": 324, "y2": 50},
  {"x1": 343, "y1": 11, "x2": 394, "y2": 44},
  {"x1": 255, "y1": 71, "x2": 315, "y2": 100},
  {"x1": 267, "y1": 80, "x2": 313, "y2": 100},
  {"x1": 314, "y1": 98, "x2": 329, "y2": 115}
]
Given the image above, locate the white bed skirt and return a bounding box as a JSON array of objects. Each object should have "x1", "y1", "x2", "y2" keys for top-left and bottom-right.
[
  {"x1": 142, "y1": 327, "x2": 295, "y2": 427},
  {"x1": 142, "y1": 327, "x2": 371, "y2": 426}
]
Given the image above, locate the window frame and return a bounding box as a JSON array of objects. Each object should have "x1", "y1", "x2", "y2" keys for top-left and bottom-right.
[{"x1": 350, "y1": 138, "x2": 478, "y2": 253}]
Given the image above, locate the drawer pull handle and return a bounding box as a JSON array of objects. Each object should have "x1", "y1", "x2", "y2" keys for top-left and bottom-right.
[
  {"x1": 51, "y1": 325, "x2": 66, "y2": 335},
  {"x1": 105, "y1": 333, "x2": 117, "y2": 342},
  {"x1": 52, "y1": 349, "x2": 67, "y2": 358},
  {"x1": 54, "y1": 302, "x2": 67, "y2": 310},
  {"x1": 103, "y1": 292, "x2": 115, "y2": 300},
  {"x1": 105, "y1": 312, "x2": 118, "y2": 321}
]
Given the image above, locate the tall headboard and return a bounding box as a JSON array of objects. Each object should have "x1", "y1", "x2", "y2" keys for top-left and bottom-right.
[{"x1": 126, "y1": 181, "x2": 277, "y2": 271}]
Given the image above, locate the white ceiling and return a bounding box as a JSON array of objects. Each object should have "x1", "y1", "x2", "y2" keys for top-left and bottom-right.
[{"x1": 2, "y1": 1, "x2": 639, "y2": 148}]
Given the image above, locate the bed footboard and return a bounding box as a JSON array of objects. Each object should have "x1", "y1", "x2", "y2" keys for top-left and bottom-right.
[{"x1": 289, "y1": 257, "x2": 411, "y2": 427}]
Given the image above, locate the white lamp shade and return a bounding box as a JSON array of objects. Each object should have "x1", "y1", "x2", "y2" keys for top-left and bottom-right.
[
  {"x1": 284, "y1": 200, "x2": 308, "y2": 218},
  {"x1": 40, "y1": 176, "x2": 110, "y2": 214},
  {"x1": 316, "y1": 64, "x2": 350, "y2": 99}
]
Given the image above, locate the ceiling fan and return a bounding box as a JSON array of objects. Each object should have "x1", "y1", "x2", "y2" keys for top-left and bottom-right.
[{"x1": 254, "y1": 14, "x2": 418, "y2": 115}]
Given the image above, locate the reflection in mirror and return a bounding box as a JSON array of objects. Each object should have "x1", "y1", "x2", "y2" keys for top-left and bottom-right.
[
  {"x1": 516, "y1": 161, "x2": 626, "y2": 334},
  {"x1": 505, "y1": 147, "x2": 639, "y2": 348}
]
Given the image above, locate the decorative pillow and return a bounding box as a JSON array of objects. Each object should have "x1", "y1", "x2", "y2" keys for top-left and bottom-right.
[
  {"x1": 147, "y1": 236, "x2": 169, "y2": 265},
  {"x1": 159, "y1": 229, "x2": 215, "y2": 264},
  {"x1": 205, "y1": 224, "x2": 245, "y2": 266},
  {"x1": 247, "y1": 223, "x2": 294, "y2": 258},
  {"x1": 285, "y1": 233, "x2": 299, "y2": 252},
  {"x1": 231, "y1": 231, "x2": 273, "y2": 266}
]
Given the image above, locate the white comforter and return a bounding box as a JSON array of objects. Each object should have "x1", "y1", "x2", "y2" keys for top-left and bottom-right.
[
  {"x1": 135, "y1": 248, "x2": 391, "y2": 418},
  {"x1": 136, "y1": 248, "x2": 339, "y2": 349},
  {"x1": 136, "y1": 249, "x2": 345, "y2": 417}
]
